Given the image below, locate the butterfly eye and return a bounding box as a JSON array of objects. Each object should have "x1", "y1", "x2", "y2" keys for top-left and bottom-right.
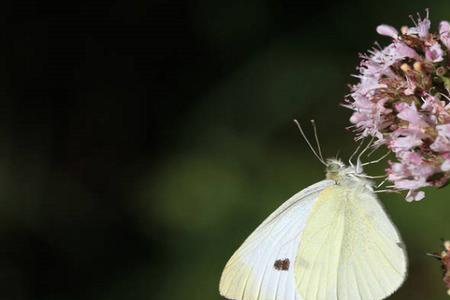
[{"x1": 328, "y1": 163, "x2": 341, "y2": 172}]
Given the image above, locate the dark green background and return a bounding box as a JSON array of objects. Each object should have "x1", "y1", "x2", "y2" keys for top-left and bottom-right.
[{"x1": 1, "y1": 0, "x2": 449, "y2": 299}]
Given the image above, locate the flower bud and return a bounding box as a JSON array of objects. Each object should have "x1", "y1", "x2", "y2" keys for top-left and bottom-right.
[
  {"x1": 413, "y1": 61, "x2": 423, "y2": 72},
  {"x1": 376, "y1": 24, "x2": 399, "y2": 38},
  {"x1": 400, "y1": 63, "x2": 411, "y2": 73},
  {"x1": 401, "y1": 26, "x2": 409, "y2": 35},
  {"x1": 436, "y1": 66, "x2": 447, "y2": 76},
  {"x1": 445, "y1": 240, "x2": 450, "y2": 251}
]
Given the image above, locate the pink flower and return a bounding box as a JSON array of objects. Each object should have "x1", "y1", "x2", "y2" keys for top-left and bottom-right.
[
  {"x1": 406, "y1": 190, "x2": 425, "y2": 201},
  {"x1": 431, "y1": 124, "x2": 450, "y2": 152},
  {"x1": 441, "y1": 159, "x2": 450, "y2": 171},
  {"x1": 390, "y1": 135, "x2": 423, "y2": 151},
  {"x1": 425, "y1": 43, "x2": 444, "y2": 62},
  {"x1": 404, "y1": 77, "x2": 417, "y2": 95},
  {"x1": 377, "y1": 24, "x2": 399, "y2": 39},
  {"x1": 431, "y1": 137, "x2": 449, "y2": 152},
  {"x1": 390, "y1": 128, "x2": 427, "y2": 152},
  {"x1": 346, "y1": 10, "x2": 450, "y2": 201},
  {"x1": 440, "y1": 21, "x2": 450, "y2": 49},
  {"x1": 392, "y1": 41, "x2": 420, "y2": 60},
  {"x1": 386, "y1": 150, "x2": 435, "y2": 201},
  {"x1": 399, "y1": 151, "x2": 423, "y2": 165},
  {"x1": 437, "y1": 124, "x2": 450, "y2": 138},
  {"x1": 396, "y1": 103, "x2": 429, "y2": 128},
  {"x1": 354, "y1": 77, "x2": 387, "y2": 95},
  {"x1": 395, "y1": 178, "x2": 427, "y2": 190},
  {"x1": 407, "y1": 11, "x2": 431, "y2": 38}
]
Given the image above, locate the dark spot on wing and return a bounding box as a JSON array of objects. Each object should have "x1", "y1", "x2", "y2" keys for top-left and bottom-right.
[
  {"x1": 397, "y1": 242, "x2": 405, "y2": 249},
  {"x1": 274, "y1": 258, "x2": 290, "y2": 271}
]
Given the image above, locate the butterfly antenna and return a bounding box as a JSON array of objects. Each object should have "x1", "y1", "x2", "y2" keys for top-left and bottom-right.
[
  {"x1": 366, "y1": 144, "x2": 380, "y2": 158},
  {"x1": 348, "y1": 138, "x2": 365, "y2": 167},
  {"x1": 310, "y1": 119, "x2": 325, "y2": 162},
  {"x1": 335, "y1": 149, "x2": 341, "y2": 160},
  {"x1": 356, "y1": 136, "x2": 374, "y2": 172},
  {"x1": 362, "y1": 151, "x2": 391, "y2": 166},
  {"x1": 293, "y1": 119, "x2": 327, "y2": 166},
  {"x1": 376, "y1": 176, "x2": 389, "y2": 189}
]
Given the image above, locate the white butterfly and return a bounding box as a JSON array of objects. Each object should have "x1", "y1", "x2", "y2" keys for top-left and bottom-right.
[{"x1": 219, "y1": 121, "x2": 407, "y2": 300}]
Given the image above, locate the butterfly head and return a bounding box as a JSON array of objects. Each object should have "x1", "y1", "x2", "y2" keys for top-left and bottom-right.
[
  {"x1": 325, "y1": 158, "x2": 370, "y2": 186},
  {"x1": 292, "y1": 120, "x2": 375, "y2": 187},
  {"x1": 326, "y1": 158, "x2": 350, "y2": 179}
]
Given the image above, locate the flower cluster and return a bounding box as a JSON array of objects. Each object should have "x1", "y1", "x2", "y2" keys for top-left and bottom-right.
[
  {"x1": 345, "y1": 10, "x2": 450, "y2": 201},
  {"x1": 429, "y1": 240, "x2": 450, "y2": 296}
]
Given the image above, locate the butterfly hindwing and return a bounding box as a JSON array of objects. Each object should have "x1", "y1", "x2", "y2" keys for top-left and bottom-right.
[{"x1": 219, "y1": 180, "x2": 334, "y2": 300}]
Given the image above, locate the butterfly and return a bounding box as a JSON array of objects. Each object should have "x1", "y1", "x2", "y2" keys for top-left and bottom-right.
[{"x1": 219, "y1": 120, "x2": 407, "y2": 300}]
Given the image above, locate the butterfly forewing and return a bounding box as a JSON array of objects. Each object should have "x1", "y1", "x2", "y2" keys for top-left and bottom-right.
[{"x1": 219, "y1": 180, "x2": 334, "y2": 300}]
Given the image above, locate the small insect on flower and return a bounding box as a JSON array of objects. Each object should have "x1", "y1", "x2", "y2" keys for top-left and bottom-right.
[
  {"x1": 344, "y1": 9, "x2": 450, "y2": 201},
  {"x1": 428, "y1": 240, "x2": 450, "y2": 296}
]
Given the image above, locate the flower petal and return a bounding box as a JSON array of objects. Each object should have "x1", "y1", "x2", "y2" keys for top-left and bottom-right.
[{"x1": 376, "y1": 24, "x2": 399, "y2": 38}]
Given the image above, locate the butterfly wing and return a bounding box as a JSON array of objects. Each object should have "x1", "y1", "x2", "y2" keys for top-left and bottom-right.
[
  {"x1": 219, "y1": 180, "x2": 334, "y2": 300},
  {"x1": 295, "y1": 185, "x2": 407, "y2": 300}
]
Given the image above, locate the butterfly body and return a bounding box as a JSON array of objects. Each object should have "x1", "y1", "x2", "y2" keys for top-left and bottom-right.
[{"x1": 219, "y1": 159, "x2": 407, "y2": 300}]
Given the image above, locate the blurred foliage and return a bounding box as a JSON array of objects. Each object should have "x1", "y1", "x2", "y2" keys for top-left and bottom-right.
[{"x1": 1, "y1": 0, "x2": 450, "y2": 299}]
